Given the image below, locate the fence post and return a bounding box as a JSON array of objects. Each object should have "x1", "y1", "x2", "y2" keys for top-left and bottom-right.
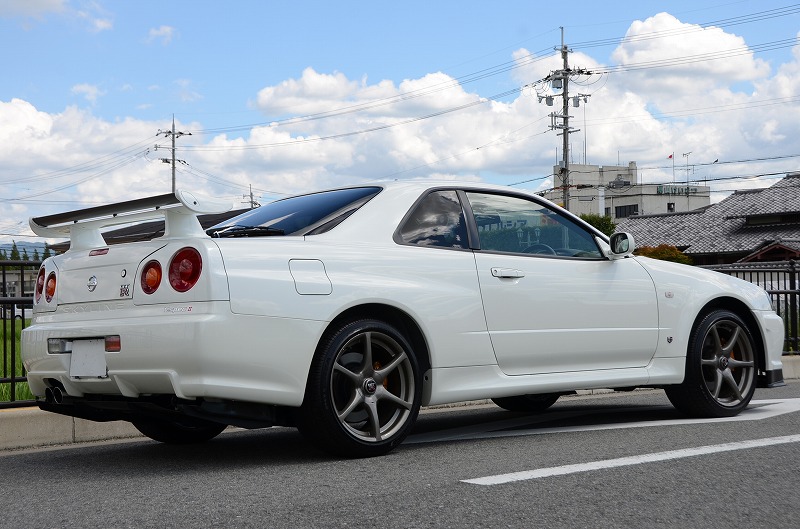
[{"x1": 790, "y1": 260, "x2": 798, "y2": 353}]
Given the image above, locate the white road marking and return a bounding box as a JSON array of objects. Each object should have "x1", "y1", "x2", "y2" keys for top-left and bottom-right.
[
  {"x1": 463, "y1": 434, "x2": 800, "y2": 485},
  {"x1": 408, "y1": 399, "x2": 800, "y2": 444}
]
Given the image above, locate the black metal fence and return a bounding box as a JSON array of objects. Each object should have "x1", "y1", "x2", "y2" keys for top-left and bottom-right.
[
  {"x1": 704, "y1": 260, "x2": 799, "y2": 353},
  {"x1": 1, "y1": 260, "x2": 39, "y2": 409},
  {"x1": 2, "y1": 259, "x2": 799, "y2": 410}
]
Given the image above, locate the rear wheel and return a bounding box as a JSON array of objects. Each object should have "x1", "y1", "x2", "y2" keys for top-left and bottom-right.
[
  {"x1": 666, "y1": 309, "x2": 757, "y2": 418},
  {"x1": 298, "y1": 319, "x2": 421, "y2": 457},
  {"x1": 132, "y1": 418, "x2": 226, "y2": 444},
  {"x1": 492, "y1": 393, "x2": 560, "y2": 412}
]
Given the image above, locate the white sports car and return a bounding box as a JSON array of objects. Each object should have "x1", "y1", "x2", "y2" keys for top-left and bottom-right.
[{"x1": 22, "y1": 181, "x2": 785, "y2": 456}]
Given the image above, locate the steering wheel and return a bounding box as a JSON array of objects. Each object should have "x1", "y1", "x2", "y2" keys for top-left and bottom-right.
[{"x1": 522, "y1": 243, "x2": 556, "y2": 255}]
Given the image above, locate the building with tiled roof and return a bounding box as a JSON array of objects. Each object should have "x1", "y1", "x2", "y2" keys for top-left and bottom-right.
[{"x1": 617, "y1": 172, "x2": 800, "y2": 265}]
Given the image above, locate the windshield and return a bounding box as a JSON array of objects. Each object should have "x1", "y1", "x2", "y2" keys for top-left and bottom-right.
[{"x1": 207, "y1": 186, "x2": 381, "y2": 237}]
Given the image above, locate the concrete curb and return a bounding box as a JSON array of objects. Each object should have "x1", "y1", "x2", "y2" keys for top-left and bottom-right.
[
  {"x1": 0, "y1": 407, "x2": 142, "y2": 451},
  {"x1": 3, "y1": 356, "x2": 799, "y2": 452}
]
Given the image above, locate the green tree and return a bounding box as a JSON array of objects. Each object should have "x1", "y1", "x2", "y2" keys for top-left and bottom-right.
[
  {"x1": 9, "y1": 241, "x2": 20, "y2": 260},
  {"x1": 634, "y1": 244, "x2": 692, "y2": 265},
  {"x1": 0, "y1": 249, "x2": 7, "y2": 261},
  {"x1": 42, "y1": 247, "x2": 52, "y2": 259},
  {"x1": 579, "y1": 214, "x2": 617, "y2": 237}
]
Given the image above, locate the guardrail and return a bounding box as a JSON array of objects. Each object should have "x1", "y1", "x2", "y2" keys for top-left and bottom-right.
[{"x1": 1, "y1": 260, "x2": 40, "y2": 409}]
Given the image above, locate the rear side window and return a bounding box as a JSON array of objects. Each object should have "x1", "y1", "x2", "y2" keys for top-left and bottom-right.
[
  {"x1": 208, "y1": 187, "x2": 381, "y2": 237},
  {"x1": 396, "y1": 190, "x2": 468, "y2": 249}
]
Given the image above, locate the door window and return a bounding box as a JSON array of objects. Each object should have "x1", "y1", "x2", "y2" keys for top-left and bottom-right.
[{"x1": 465, "y1": 192, "x2": 601, "y2": 258}]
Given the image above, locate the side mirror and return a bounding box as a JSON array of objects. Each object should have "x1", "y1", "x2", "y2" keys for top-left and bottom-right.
[{"x1": 607, "y1": 232, "x2": 635, "y2": 260}]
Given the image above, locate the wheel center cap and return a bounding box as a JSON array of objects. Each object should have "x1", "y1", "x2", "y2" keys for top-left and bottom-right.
[
  {"x1": 719, "y1": 356, "x2": 729, "y2": 370},
  {"x1": 363, "y1": 378, "x2": 378, "y2": 395}
]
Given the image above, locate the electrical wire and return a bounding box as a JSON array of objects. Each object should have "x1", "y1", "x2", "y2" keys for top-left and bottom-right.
[
  {"x1": 182, "y1": 87, "x2": 523, "y2": 152},
  {"x1": 571, "y1": 4, "x2": 800, "y2": 50}
]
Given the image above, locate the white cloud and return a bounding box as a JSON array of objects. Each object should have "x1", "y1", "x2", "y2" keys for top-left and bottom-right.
[
  {"x1": 147, "y1": 25, "x2": 175, "y2": 45},
  {"x1": 3, "y1": 0, "x2": 113, "y2": 32},
  {"x1": 612, "y1": 13, "x2": 770, "y2": 94},
  {"x1": 174, "y1": 79, "x2": 202, "y2": 103},
  {"x1": 71, "y1": 83, "x2": 105, "y2": 103},
  {"x1": 90, "y1": 17, "x2": 112, "y2": 32},
  {"x1": 0, "y1": 0, "x2": 65, "y2": 18},
  {"x1": 4, "y1": 11, "x2": 800, "y2": 244}
]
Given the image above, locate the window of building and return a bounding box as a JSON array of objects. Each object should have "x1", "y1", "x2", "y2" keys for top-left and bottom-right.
[
  {"x1": 614, "y1": 204, "x2": 639, "y2": 218},
  {"x1": 667, "y1": 202, "x2": 675, "y2": 213}
]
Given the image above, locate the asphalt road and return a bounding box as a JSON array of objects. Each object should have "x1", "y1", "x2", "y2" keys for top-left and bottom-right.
[{"x1": 4, "y1": 383, "x2": 800, "y2": 529}]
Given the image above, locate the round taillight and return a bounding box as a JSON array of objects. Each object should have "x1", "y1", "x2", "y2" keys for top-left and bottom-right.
[
  {"x1": 45, "y1": 272, "x2": 57, "y2": 303},
  {"x1": 168, "y1": 247, "x2": 202, "y2": 293},
  {"x1": 35, "y1": 267, "x2": 46, "y2": 303},
  {"x1": 140, "y1": 260, "x2": 162, "y2": 295}
]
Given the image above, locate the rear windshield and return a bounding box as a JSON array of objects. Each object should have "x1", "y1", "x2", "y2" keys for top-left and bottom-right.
[{"x1": 207, "y1": 186, "x2": 381, "y2": 237}]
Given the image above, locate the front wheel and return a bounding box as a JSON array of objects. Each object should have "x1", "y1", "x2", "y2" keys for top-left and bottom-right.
[
  {"x1": 132, "y1": 418, "x2": 226, "y2": 444},
  {"x1": 298, "y1": 319, "x2": 422, "y2": 457},
  {"x1": 665, "y1": 309, "x2": 757, "y2": 418}
]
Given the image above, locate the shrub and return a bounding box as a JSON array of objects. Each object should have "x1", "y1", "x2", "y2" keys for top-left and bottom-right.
[{"x1": 634, "y1": 244, "x2": 692, "y2": 264}]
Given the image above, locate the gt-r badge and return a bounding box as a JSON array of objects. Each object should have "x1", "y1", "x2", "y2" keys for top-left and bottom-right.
[
  {"x1": 87, "y1": 275, "x2": 97, "y2": 292},
  {"x1": 164, "y1": 306, "x2": 193, "y2": 313}
]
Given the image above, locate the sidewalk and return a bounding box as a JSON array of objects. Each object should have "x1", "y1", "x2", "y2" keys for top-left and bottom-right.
[{"x1": 3, "y1": 356, "x2": 799, "y2": 452}]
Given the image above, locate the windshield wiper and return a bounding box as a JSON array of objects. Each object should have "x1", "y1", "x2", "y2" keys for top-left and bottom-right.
[{"x1": 207, "y1": 225, "x2": 286, "y2": 238}]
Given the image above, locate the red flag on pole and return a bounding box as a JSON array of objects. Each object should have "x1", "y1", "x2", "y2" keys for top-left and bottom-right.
[{"x1": 668, "y1": 153, "x2": 673, "y2": 159}]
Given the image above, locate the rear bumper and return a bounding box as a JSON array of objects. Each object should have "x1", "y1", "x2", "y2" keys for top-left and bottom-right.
[
  {"x1": 22, "y1": 301, "x2": 325, "y2": 408},
  {"x1": 760, "y1": 368, "x2": 785, "y2": 388},
  {"x1": 36, "y1": 392, "x2": 296, "y2": 429}
]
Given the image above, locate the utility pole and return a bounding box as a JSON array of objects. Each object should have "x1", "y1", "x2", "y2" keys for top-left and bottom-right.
[
  {"x1": 537, "y1": 28, "x2": 591, "y2": 211},
  {"x1": 559, "y1": 32, "x2": 570, "y2": 211},
  {"x1": 243, "y1": 184, "x2": 260, "y2": 208},
  {"x1": 156, "y1": 115, "x2": 192, "y2": 194}
]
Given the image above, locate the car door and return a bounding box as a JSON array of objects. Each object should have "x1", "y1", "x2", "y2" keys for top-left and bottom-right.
[{"x1": 464, "y1": 190, "x2": 659, "y2": 376}]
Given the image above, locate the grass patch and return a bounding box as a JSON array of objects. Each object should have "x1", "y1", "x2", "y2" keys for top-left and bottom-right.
[{"x1": 1, "y1": 318, "x2": 34, "y2": 402}]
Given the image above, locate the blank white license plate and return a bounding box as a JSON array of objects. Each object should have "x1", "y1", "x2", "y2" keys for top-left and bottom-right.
[{"x1": 69, "y1": 339, "x2": 108, "y2": 378}]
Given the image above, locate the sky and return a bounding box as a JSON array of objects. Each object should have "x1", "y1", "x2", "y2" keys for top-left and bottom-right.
[{"x1": 2, "y1": 0, "x2": 800, "y2": 245}]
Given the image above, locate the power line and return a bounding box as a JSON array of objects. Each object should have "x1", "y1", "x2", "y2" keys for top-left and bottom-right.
[
  {"x1": 571, "y1": 4, "x2": 800, "y2": 50},
  {"x1": 182, "y1": 87, "x2": 523, "y2": 152}
]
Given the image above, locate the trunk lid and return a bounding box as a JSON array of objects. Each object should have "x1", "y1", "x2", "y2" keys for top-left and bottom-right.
[{"x1": 55, "y1": 242, "x2": 167, "y2": 304}]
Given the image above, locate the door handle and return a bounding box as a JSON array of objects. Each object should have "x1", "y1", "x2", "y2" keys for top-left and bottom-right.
[{"x1": 491, "y1": 267, "x2": 525, "y2": 278}]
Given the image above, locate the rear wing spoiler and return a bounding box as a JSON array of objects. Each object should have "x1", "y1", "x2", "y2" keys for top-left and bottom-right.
[{"x1": 30, "y1": 189, "x2": 233, "y2": 252}]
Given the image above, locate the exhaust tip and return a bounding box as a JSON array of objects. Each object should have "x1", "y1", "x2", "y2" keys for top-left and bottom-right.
[
  {"x1": 44, "y1": 387, "x2": 55, "y2": 404},
  {"x1": 52, "y1": 387, "x2": 65, "y2": 405}
]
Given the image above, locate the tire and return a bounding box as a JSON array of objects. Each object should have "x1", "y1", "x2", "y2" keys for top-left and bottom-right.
[
  {"x1": 132, "y1": 418, "x2": 226, "y2": 444},
  {"x1": 298, "y1": 319, "x2": 422, "y2": 458},
  {"x1": 492, "y1": 393, "x2": 560, "y2": 412},
  {"x1": 665, "y1": 309, "x2": 757, "y2": 418}
]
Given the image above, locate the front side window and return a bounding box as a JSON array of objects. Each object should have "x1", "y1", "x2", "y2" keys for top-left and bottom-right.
[
  {"x1": 465, "y1": 192, "x2": 601, "y2": 258},
  {"x1": 208, "y1": 187, "x2": 381, "y2": 237},
  {"x1": 397, "y1": 190, "x2": 468, "y2": 249}
]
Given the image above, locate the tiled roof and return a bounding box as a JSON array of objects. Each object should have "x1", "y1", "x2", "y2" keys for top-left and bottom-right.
[{"x1": 617, "y1": 173, "x2": 800, "y2": 256}]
